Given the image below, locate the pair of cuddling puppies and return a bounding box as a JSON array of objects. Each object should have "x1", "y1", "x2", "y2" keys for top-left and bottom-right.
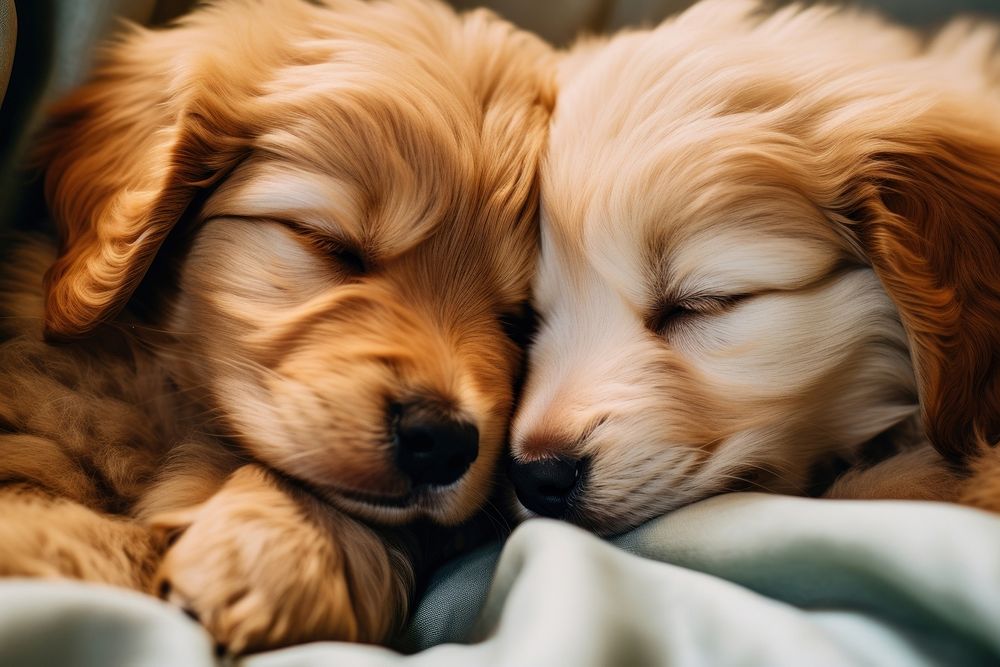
[{"x1": 1, "y1": 0, "x2": 998, "y2": 654}]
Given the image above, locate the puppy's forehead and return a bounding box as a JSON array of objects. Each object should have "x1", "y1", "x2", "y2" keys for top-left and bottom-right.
[
  {"x1": 543, "y1": 25, "x2": 858, "y2": 303},
  {"x1": 192, "y1": 0, "x2": 548, "y2": 304},
  {"x1": 545, "y1": 114, "x2": 833, "y2": 303},
  {"x1": 209, "y1": 72, "x2": 508, "y2": 261}
]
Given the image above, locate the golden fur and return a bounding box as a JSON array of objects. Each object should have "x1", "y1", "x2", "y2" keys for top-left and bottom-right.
[
  {"x1": 1, "y1": 0, "x2": 552, "y2": 653},
  {"x1": 512, "y1": 0, "x2": 1000, "y2": 535}
]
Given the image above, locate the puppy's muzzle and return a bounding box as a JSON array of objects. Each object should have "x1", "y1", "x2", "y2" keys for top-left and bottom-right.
[
  {"x1": 391, "y1": 401, "x2": 479, "y2": 488},
  {"x1": 510, "y1": 456, "x2": 587, "y2": 518}
]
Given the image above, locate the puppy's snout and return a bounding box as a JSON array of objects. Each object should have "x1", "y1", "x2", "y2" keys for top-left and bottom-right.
[
  {"x1": 391, "y1": 402, "x2": 479, "y2": 488},
  {"x1": 510, "y1": 456, "x2": 585, "y2": 518}
]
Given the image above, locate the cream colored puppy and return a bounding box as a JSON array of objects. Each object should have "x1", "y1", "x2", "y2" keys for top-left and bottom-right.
[{"x1": 510, "y1": 0, "x2": 1000, "y2": 535}]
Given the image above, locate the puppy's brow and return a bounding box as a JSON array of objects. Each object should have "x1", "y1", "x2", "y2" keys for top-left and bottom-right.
[{"x1": 203, "y1": 164, "x2": 366, "y2": 241}]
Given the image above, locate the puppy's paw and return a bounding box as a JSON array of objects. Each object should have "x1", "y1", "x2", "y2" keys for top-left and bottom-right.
[{"x1": 151, "y1": 465, "x2": 411, "y2": 654}]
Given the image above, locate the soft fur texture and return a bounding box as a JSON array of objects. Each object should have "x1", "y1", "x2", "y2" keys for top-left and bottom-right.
[
  {"x1": 512, "y1": 0, "x2": 1000, "y2": 535},
  {"x1": 1, "y1": 0, "x2": 552, "y2": 653}
]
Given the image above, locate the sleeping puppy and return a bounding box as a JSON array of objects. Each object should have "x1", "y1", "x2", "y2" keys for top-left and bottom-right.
[
  {"x1": 509, "y1": 0, "x2": 1000, "y2": 536},
  {"x1": 0, "y1": 0, "x2": 552, "y2": 653}
]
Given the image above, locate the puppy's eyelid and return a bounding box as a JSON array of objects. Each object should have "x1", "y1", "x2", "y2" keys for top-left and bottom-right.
[
  {"x1": 283, "y1": 220, "x2": 369, "y2": 275},
  {"x1": 325, "y1": 241, "x2": 368, "y2": 275},
  {"x1": 646, "y1": 294, "x2": 748, "y2": 336},
  {"x1": 677, "y1": 293, "x2": 747, "y2": 312}
]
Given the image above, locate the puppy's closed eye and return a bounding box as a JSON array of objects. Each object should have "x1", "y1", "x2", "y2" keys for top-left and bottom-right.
[
  {"x1": 645, "y1": 294, "x2": 748, "y2": 337},
  {"x1": 283, "y1": 221, "x2": 370, "y2": 277},
  {"x1": 499, "y1": 302, "x2": 539, "y2": 349},
  {"x1": 314, "y1": 239, "x2": 368, "y2": 277}
]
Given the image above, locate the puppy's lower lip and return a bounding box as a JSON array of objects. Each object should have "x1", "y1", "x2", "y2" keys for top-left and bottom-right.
[
  {"x1": 338, "y1": 482, "x2": 460, "y2": 507},
  {"x1": 339, "y1": 488, "x2": 417, "y2": 508}
]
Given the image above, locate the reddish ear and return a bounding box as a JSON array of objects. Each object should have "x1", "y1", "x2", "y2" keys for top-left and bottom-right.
[
  {"x1": 34, "y1": 19, "x2": 257, "y2": 340},
  {"x1": 829, "y1": 101, "x2": 1000, "y2": 463}
]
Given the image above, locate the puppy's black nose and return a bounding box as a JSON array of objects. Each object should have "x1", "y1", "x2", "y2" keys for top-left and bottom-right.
[
  {"x1": 392, "y1": 403, "x2": 478, "y2": 488},
  {"x1": 510, "y1": 457, "x2": 583, "y2": 518}
]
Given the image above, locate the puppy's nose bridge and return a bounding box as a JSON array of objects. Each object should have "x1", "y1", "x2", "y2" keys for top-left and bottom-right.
[
  {"x1": 343, "y1": 274, "x2": 495, "y2": 413},
  {"x1": 331, "y1": 281, "x2": 463, "y2": 361},
  {"x1": 516, "y1": 425, "x2": 584, "y2": 460},
  {"x1": 513, "y1": 377, "x2": 614, "y2": 452}
]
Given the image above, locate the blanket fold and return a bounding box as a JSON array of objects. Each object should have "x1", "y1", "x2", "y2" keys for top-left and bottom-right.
[{"x1": 2, "y1": 493, "x2": 998, "y2": 667}]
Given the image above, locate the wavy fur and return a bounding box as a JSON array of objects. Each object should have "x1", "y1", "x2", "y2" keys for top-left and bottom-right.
[
  {"x1": 2, "y1": 0, "x2": 553, "y2": 653},
  {"x1": 514, "y1": 0, "x2": 1000, "y2": 535}
]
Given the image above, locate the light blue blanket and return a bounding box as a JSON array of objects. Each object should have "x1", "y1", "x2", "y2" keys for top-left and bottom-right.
[{"x1": 2, "y1": 493, "x2": 998, "y2": 666}]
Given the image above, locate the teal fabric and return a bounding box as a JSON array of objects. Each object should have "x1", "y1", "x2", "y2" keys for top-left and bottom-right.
[{"x1": 2, "y1": 493, "x2": 999, "y2": 666}]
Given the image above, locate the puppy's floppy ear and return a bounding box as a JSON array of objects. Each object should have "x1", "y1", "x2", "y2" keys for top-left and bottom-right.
[
  {"x1": 35, "y1": 21, "x2": 255, "y2": 340},
  {"x1": 825, "y1": 96, "x2": 1000, "y2": 463}
]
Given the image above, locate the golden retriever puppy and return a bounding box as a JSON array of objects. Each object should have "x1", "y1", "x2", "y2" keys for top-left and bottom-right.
[
  {"x1": 0, "y1": 0, "x2": 552, "y2": 653},
  {"x1": 509, "y1": 0, "x2": 1000, "y2": 535}
]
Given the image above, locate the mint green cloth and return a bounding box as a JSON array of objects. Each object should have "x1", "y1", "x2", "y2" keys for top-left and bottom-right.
[{"x1": 2, "y1": 493, "x2": 998, "y2": 666}]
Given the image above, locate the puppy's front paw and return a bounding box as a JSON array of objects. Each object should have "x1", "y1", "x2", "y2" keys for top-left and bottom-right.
[{"x1": 151, "y1": 465, "x2": 411, "y2": 654}]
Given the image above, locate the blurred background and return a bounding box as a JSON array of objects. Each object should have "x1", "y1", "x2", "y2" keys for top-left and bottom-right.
[{"x1": 2, "y1": 0, "x2": 1000, "y2": 228}]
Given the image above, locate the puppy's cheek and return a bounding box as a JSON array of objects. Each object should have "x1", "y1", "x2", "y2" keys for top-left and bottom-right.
[
  {"x1": 446, "y1": 413, "x2": 508, "y2": 521},
  {"x1": 264, "y1": 358, "x2": 404, "y2": 494},
  {"x1": 546, "y1": 414, "x2": 721, "y2": 534}
]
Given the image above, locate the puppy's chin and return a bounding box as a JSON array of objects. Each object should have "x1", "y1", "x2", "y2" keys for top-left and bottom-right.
[
  {"x1": 325, "y1": 484, "x2": 474, "y2": 526},
  {"x1": 509, "y1": 495, "x2": 632, "y2": 536},
  {"x1": 507, "y1": 491, "x2": 630, "y2": 537}
]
